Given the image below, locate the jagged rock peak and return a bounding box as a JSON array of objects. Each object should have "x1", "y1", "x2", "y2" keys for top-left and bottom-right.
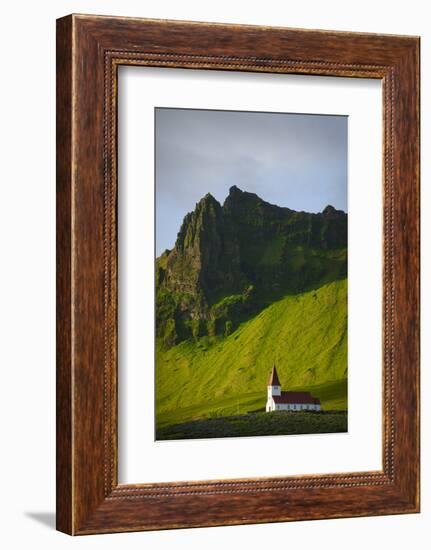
[
  {"x1": 228, "y1": 185, "x2": 259, "y2": 200},
  {"x1": 223, "y1": 185, "x2": 261, "y2": 209},
  {"x1": 322, "y1": 204, "x2": 346, "y2": 217},
  {"x1": 229, "y1": 185, "x2": 243, "y2": 196},
  {"x1": 198, "y1": 192, "x2": 220, "y2": 208},
  {"x1": 157, "y1": 187, "x2": 348, "y2": 347},
  {"x1": 322, "y1": 204, "x2": 336, "y2": 214}
]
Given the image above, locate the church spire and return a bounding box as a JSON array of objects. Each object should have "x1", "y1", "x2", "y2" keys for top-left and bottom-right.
[{"x1": 268, "y1": 366, "x2": 281, "y2": 386}]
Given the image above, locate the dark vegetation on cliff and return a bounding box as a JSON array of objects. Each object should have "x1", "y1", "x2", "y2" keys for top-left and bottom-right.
[
  {"x1": 156, "y1": 185, "x2": 347, "y2": 348},
  {"x1": 156, "y1": 410, "x2": 348, "y2": 440}
]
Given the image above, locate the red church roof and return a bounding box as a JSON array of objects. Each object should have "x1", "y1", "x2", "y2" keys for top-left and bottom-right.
[
  {"x1": 268, "y1": 366, "x2": 281, "y2": 386},
  {"x1": 273, "y1": 392, "x2": 320, "y2": 405}
]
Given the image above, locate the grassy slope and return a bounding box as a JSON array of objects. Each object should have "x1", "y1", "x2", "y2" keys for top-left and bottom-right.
[{"x1": 156, "y1": 279, "x2": 347, "y2": 429}]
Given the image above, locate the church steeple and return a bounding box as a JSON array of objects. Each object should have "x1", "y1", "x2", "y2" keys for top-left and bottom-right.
[
  {"x1": 267, "y1": 366, "x2": 281, "y2": 399},
  {"x1": 268, "y1": 366, "x2": 281, "y2": 387}
]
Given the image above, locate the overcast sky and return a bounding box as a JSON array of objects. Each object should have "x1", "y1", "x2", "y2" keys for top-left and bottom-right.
[{"x1": 155, "y1": 108, "x2": 347, "y2": 256}]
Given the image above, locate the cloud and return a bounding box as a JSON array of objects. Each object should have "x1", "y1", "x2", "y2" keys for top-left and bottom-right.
[{"x1": 155, "y1": 108, "x2": 347, "y2": 255}]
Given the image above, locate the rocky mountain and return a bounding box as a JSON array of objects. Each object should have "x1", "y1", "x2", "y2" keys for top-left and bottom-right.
[{"x1": 156, "y1": 185, "x2": 347, "y2": 348}]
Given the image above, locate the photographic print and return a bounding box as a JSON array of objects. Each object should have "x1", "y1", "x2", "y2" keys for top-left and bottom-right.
[{"x1": 155, "y1": 107, "x2": 348, "y2": 441}]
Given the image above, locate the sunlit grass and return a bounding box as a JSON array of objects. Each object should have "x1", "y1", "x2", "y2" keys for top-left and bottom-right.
[{"x1": 156, "y1": 279, "x2": 347, "y2": 430}]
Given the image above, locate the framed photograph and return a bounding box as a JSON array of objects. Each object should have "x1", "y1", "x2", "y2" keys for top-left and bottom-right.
[{"x1": 56, "y1": 14, "x2": 420, "y2": 534}]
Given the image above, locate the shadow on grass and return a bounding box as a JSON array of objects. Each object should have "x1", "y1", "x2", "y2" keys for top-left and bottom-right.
[{"x1": 157, "y1": 410, "x2": 347, "y2": 441}]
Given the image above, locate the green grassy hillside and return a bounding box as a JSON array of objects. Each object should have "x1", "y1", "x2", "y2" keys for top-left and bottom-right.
[{"x1": 156, "y1": 278, "x2": 347, "y2": 429}]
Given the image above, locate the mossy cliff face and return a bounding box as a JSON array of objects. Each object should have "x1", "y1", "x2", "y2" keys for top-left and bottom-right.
[{"x1": 156, "y1": 185, "x2": 347, "y2": 347}]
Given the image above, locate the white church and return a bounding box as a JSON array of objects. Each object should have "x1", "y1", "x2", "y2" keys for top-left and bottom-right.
[{"x1": 266, "y1": 366, "x2": 321, "y2": 412}]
